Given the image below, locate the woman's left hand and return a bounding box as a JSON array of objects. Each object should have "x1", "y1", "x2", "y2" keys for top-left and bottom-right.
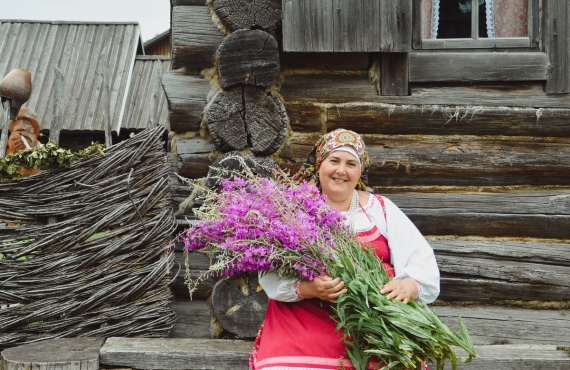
[{"x1": 380, "y1": 278, "x2": 418, "y2": 304}]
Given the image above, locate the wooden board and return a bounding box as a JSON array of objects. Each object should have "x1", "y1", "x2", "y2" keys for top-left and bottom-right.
[
  {"x1": 171, "y1": 251, "x2": 216, "y2": 300},
  {"x1": 99, "y1": 337, "x2": 252, "y2": 370},
  {"x1": 326, "y1": 104, "x2": 570, "y2": 137},
  {"x1": 381, "y1": 52, "x2": 408, "y2": 96},
  {"x1": 435, "y1": 306, "x2": 570, "y2": 346},
  {"x1": 545, "y1": 0, "x2": 570, "y2": 94},
  {"x1": 169, "y1": 299, "x2": 213, "y2": 339},
  {"x1": 279, "y1": 136, "x2": 570, "y2": 186},
  {"x1": 282, "y1": 0, "x2": 411, "y2": 52},
  {"x1": 171, "y1": 5, "x2": 225, "y2": 71},
  {"x1": 1, "y1": 338, "x2": 104, "y2": 370},
  {"x1": 409, "y1": 52, "x2": 547, "y2": 83},
  {"x1": 280, "y1": 74, "x2": 570, "y2": 108},
  {"x1": 161, "y1": 72, "x2": 211, "y2": 133},
  {"x1": 286, "y1": 104, "x2": 323, "y2": 133}
]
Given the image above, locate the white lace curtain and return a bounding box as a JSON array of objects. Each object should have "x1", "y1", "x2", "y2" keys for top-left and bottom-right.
[{"x1": 421, "y1": 0, "x2": 528, "y2": 39}]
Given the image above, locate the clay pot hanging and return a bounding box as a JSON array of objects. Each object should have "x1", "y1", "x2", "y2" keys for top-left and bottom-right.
[{"x1": 0, "y1": 68, "x2": 32, "y2": 119}]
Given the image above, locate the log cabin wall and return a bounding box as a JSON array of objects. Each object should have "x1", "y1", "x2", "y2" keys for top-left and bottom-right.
[{"x1": 164, "y1": 0, "x2": 570, "y2": 348}]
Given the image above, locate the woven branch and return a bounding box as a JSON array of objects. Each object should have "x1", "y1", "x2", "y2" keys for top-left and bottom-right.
[{"x1": 0, "y1": 126, "x2": 176, "y2": 349}]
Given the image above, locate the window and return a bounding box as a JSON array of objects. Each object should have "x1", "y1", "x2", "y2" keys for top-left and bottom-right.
[{"x1": 420, "y1": 0, "x2": 532, "y2": 48}]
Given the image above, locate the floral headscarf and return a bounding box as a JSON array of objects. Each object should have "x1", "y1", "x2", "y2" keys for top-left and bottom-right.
[{"x1": 293, "y1": 129, "x2": 370, "y2": 191}]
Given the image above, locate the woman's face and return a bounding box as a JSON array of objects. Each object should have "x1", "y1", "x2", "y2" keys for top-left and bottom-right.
[{"x1": 318, "y1": 150, "x2": 361, "y2": 200}]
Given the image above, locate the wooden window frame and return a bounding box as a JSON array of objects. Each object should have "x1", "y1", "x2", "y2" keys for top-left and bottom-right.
[{"x1": 416, "y1": 0, "x2": 536, "y2": 50}]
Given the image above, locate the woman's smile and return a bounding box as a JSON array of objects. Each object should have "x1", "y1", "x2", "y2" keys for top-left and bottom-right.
[{"x1": 318, "y1": 150, "x2": 361, "y2": 202}]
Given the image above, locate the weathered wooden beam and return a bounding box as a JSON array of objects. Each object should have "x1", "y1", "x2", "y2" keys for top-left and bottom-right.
[
  {"x1": 171, "y1": 250, "x2": 216, "y2": 300},
  {"x1": 280, "y1": 74, "x2": 570, "y2": 108},
  {"x1": 280, "y1": 136, "x2": 570, "y2": 186},
  {"x1": 385, "y1": 191, "x2": 570, "y2": 238},
  {"x1": 282, "y1": 0, "x2": 334, "y2": 52},
  {"x1": 169, "y1": 299, "x2": 213, "y2": 339},
  {"x1": 326, "y1": 104, "x2": 570, "y2": 137},
  {"x1": 0, "y1": 100, "x2": 10, "y2": 158},
  {"x1": 435, "y1": 306, "x2": 570, "y2": 347},
  {"x1": 161, "y1": 72, "x2": 210, "y2": 133},
  {"x1": 171, "y1": 5, "x2": 225, "y2": 71},
  {"x1": 286, "y1": 104, "x2": 323, "y2": 133},
  {"x1": 51, "y1": 66, "x2": 64, "y2": 145},
  {"x1": 409, "y1": 52, "x2": 548, "y2": 83},
  {"x1": 545, "y1": 0, "x2": 570, "y2": 94},
  {"x1": 99, "y1": 337, "x2": 252, "y2": 370},
  {"x1": 1, "y1": 338, "x2": 104, "y2": 370}
]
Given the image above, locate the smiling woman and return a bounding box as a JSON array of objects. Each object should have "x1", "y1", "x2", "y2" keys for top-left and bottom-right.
[{"x1": 250, "y1": 129, "x2": 440, "y2": 370}]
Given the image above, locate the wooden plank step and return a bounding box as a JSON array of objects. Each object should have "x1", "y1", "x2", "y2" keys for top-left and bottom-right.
[
  {"x1": 1, "y1": 338, "x2": 104, "y2": 370},
  {"x1": 99, "y1": 337, "x2": 251, "y2": 370},
  {"x1": 98, "y1": 338, "x2": 570, "y2": 370}
]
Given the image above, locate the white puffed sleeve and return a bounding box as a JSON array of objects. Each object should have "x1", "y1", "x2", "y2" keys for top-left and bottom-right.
[
  {"x1": 259, "y1": 272, "x2": 303, "y2": 302},
  {"x1": 382, "y1": 196, "x2": 440, "y2": 304}
]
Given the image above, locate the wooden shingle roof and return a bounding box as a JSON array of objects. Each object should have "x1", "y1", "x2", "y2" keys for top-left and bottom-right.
[{"x1": 0, "y1": 20, "x2": 142, "y2": 133}]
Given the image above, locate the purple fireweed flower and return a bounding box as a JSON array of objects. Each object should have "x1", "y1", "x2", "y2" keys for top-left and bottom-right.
[{"x1": 182, "y1": 176, "x2": 345, "y2": 280}]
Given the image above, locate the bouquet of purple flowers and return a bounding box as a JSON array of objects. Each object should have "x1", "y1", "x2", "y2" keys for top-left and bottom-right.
[{"x1": 181, "y1": 165, "x2": 476, "y2": 370}]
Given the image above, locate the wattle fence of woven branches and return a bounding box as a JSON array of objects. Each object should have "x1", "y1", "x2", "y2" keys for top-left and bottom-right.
[{"x1": 0, "y1": 126, "x2": 176, "y2": 350}]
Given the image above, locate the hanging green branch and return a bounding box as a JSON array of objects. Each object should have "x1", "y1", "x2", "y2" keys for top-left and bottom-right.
[{"x1": 0, "y1": 141, "x2": 105, "y2": 182}]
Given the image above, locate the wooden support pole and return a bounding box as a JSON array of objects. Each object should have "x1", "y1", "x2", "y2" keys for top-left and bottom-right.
[
  {"x1": 51, "y1": 66, "x2": 64, "y2": 146},
  {"x1": 149, "y1": 60, "x2": 163, "y2": 128},
  {"x1": 100, "y1": 46, "x2": 113, "y2": 148},
  {"x1": 0, "y1": 99, "x2": 11, "y2": 158}
]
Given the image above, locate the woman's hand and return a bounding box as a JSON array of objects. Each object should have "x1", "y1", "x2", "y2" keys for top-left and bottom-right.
[
  {"x1": 299, "y1": 275, "x2": 347, "y2": 302},
  {"x1": 380, "y1": 278, "x2": 419, "y2": 304}
]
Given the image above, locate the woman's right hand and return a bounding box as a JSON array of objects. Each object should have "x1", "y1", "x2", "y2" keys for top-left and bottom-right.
[{"x1": 299, "y1": 275, "x2": 347, "y2": 302}]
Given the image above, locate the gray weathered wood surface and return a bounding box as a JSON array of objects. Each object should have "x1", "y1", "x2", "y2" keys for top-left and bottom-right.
[
  {"x1": 432, "y1": 240, "x2": 570, "y2": 301},
  {"x1": 286, "y1": 104, "x2": 323, "y2": 133},
  {"x1": 1, "y1": 338, "x2": 104, "y2": 370},
  {"x1": 171, "y1": 250, "x2": 216, "y2": 300},
  {"x1": 0, "y1": 100, "x2": 9, "y2": 158},
  {"x1": 280, "y1": 136, "x2": 570, "y2": 186},
  {"x1": 325, "y1": 104, "x2": 570, "y2": 137},
  {"x1": 282, "y1": 0, "x2": 411, "y2": 52},
  {"x1": 51, "y1": 66, "x2": 64, "y2": 145},
  {"x1": 385, "y1": 190, "x2": 570, "y2": 238},
  {"x1": 217, "y1": 29, "x2": 280, "y2": 89},
  {"x1": 280, "y1": 74, "x2": 570, "y2": 108},
  {"x1": 206, "y1": 85, "x2": 287, "y2": 155},
  {"x1": 280, "y1": 52, "x2": 370, "y2": 71},
  {"x1": 211, "y1": 0, "x2": 282, "y2": 33},
  {"x1": 162, "y1": 72, "x2": 210, "y2": 132},
  {"x1": 171, "y1": 5, "x2": 225, "y2": 71},
  {"x1": 409, "y1": 52, "x2": 547, "y2": 83},
  {"x1": 381, "y1": 53, "x2": 408, "y2": 96},
  {"x1": 435, "y1": 306, "x2": 570, "y2": 346},
  {"x1": 449, "y1": 345, "x2": 570, "y2": 369},
  {"x1": 99, "y1": 337, "x2": 252, "y2": 370},
  {"x1": 545, "y1": 0, "x2": 570, "y2": 94},
  {"x1": 169, "y1": 299, "x2": 213, "y2": 339}
]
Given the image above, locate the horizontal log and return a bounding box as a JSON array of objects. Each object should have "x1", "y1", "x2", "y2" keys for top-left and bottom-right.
[
  {"x1": 409, "y1": 52, "x2": 547, "y2": 83},
  {"x1": 435, "y1": 306, "x2": 570, "y2": 346},
  {"x1": 176, "y1": 136, "x2": 217, "y2": 155},
  {"x1": 162, "y1": 73, "x2": 210, "y2": 133},
  {"x1": 99, "y1": 337, "x2": 252, "y2": 370},
  {"x1": 326, "y1": 105, "x2": 570, "y2": 137},
  {"x1": 280, "y1": 74, "x2": 570, "y2": 108},
  {"x1": 171, "y1": 5, "x2": 225, "y2": 71},
  {"x1": 450, "y1": 345, "x2": 570, "y2": 370},
  {"x1": 286, "y1": 104, "x2": 323, "y2": 133},
  {"x1": 178, "y1": 153, "x2": 217, "y2": 179},
  {"x1": 172, "y1": 0, "x2": 206, "y2": 4},
  {"x1": 386, "y1": 191, "x2": 570, "y2": 238},
  {"x1": 170, "y1": 299, "x2": 213, "y2": 339},
  {"x1": 279, "y1": 136, "x2": 570, "y2": 186}
]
